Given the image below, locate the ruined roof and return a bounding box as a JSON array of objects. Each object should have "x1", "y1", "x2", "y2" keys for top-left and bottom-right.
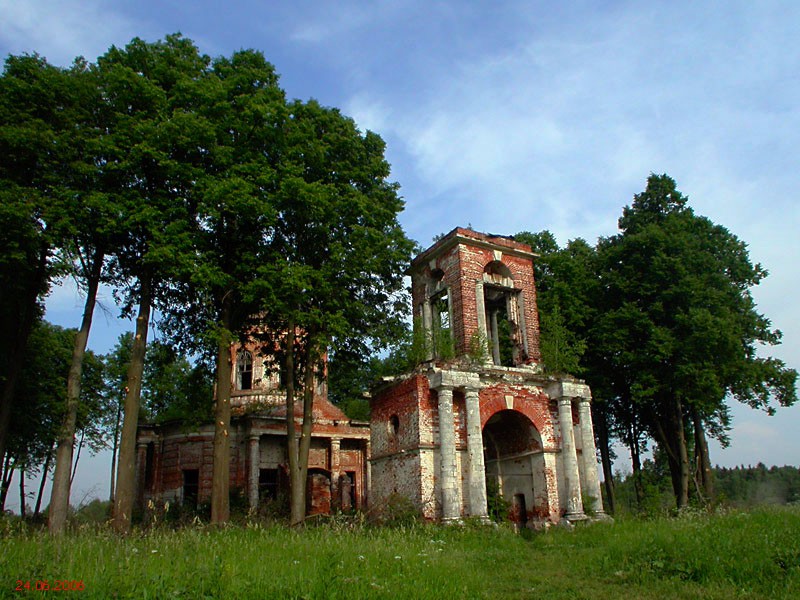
[{"x1": 409, "y1": 227, "x2": 537, "y2": 273}]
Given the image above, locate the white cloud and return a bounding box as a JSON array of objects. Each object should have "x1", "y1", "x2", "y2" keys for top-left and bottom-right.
[{"x1": 0, "y1": 0, "x2": 144, "y2": 65}]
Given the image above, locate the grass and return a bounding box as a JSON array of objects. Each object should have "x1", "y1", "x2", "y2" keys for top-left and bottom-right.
[{"x1": 1, "y1": 507, "x2": 799, "y2": 599}]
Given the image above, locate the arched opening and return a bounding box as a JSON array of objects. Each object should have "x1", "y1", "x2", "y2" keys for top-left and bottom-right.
[
  {"x1": 482, "y1": 409, "x2": 547, "y2": 521},
  {"x1": 306, "y1": 468, "x2": 332, "y2": 515},
  {"x1": 481, "y1": 261, "x2": 526, "y2": 366}
]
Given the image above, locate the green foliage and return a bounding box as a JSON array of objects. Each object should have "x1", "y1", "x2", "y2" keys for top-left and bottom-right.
[
  {"x1": 485, "y1": 478, "x2": 510, "y2": 522},
  {"x1": 7, "y1": 320, "x2": 110, "y2": 469},
  {"x1": 467, "y1": 330, "x2": 489, "y2": 365},
  {"x1": 539, "y1": 304, "x2": 587, "y2": 375},
  {"x1": 103, "y1": 333, "x2": 214, "y2": 425}
]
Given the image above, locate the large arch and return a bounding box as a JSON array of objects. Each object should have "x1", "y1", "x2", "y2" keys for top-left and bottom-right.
[{"x1": 482, "y1": 409, "x2": 550, "y2": 520}]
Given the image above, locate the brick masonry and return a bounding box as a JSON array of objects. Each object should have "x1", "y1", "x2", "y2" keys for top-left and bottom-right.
[{"x1": 135, "y1": 228, "x2": 604, "y2": 524}]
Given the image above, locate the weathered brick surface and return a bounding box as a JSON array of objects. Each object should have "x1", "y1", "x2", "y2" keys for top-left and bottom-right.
[
  {"x1": 136, "y1": 372, "x2": 369, "y2": 512},
  {"x1": 410, "y1": 228, "x2": 542, "y2": 363},
  {"x1": 138, "y1": 229, "x2": 601, "y2": 524},
  {"x1": 370, "y1": 229, "x2": 601, "y2": 523}
]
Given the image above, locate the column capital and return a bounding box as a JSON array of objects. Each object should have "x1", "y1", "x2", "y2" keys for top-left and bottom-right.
[
  {"x1": 557, "y1": 397, "x2": 574, "y2": 408},
  {"x1": 547, "y1": 380, "x2": 591, "y2": 402},
  {"x1": 429, "y1": 369, "x2": 481, "y2": 391}
]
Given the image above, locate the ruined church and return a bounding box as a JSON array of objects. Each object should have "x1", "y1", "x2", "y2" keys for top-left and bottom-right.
[{"x1": 135, "y1": 227, "x2": 604, "y2": 523}]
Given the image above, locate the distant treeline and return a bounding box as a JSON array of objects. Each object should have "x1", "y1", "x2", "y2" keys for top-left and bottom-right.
[
  {"x1": 610, "y1": 461, "x2": 800, "y2": 514},
  {"x1": 714, "y1": 464, "x2": 800, "y2": 507}
]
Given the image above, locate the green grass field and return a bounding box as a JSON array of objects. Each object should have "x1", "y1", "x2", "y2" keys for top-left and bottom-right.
[{"x1": 2, "y1": 507, "x2": 799, "y2": 599}]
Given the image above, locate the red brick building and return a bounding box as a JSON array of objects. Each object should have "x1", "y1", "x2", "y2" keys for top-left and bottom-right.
[
  {"x1": 370, "y1": 228, "x2": 605, "y2": 522},
  {"x1": 135, "y1": 342, "x2": 369, "y2": 515},
  {"x1": 136, "y1": 228, "x2": 604, "y2": 524}
]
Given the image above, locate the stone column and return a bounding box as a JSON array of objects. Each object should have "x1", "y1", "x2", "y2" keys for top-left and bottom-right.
[
  {"x1": 474, "y1": 281, "x2": 491, "y2": 362},
  {"x1": 557, "y1": 398, "x2": 585, "y2": 520},
  {"x1": 578, "y1": 398, "x2": 604, "y2": 515},
  {"x1": 464, "y1": 388, "x2": 488, "y2": 518},
  {"x1": 330, "y1": 437, "x2": 341, "y2": 509},
  {"x1": 422, "y1": 300, "x2": 434, "y2": 361},
  {"x1": 437, "y1": 385, "x2": 460, "y2": 520},
  {"x1": 490, "y1": 310, "x2": 501, "y2": 365},
  {"x1": 247, "y1": 434, "x2": 260, "y2": 510}
]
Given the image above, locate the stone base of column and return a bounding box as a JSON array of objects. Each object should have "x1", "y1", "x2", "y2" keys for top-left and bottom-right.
[{"x1": 565, "y1": 511, "x2": 588, "y2": 522}]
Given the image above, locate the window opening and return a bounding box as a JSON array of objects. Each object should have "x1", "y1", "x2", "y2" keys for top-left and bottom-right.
[
  {"x1": 343, "y1": 470, "x2": 357, "y2": 510},
  {"x1": 182, "y1": 469, "x2": 199, "y2": 508},
  {"x1": 259, "y1": 468, "x2": 279, "y2": 501},
  {"x1": 237, "y1": 350, "x2": 253, "y2": 390},
  {"x1": 430, "y1": 290, "x2": 454, "y2": 360},
  {"x1": 484, "y1": 287, "x2": 517, "y2": 367}
]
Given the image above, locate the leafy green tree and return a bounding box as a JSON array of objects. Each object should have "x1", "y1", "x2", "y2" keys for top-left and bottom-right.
[
  {"x1": 596, "y1": 174, "x2": 797, "y2": 508},
  {"x1": 0, "y1": 320, "x2": 109, "y2": 515},
  {"x1": 257, "y1": 98, "x2": 414, "y2": 525},
  {"x1": 97, "y1": 35, "x2": 211, "y2": 534},
  {"x1": 0, "y1": 55, "x2": 69, "y2": 477}
]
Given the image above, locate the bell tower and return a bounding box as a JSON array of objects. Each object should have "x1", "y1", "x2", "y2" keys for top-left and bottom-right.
[{"x1": 409, "y1": 227, "x2": 542, "y2": 367}]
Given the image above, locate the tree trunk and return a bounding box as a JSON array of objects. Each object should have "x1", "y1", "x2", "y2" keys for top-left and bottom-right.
[
  {"x1": 71, "y1": 429, "x2": 85, "y2": 485},
  {"x1": 285, "y1": 325, "x2": 304, "y2": 526},
  {"x1": 0, "y1": 455, "x2": 14, "y2": 511},
  {"x1": 211, "y1": 301, "x2": 233, "y2": 525},
  {"x1": 297, "y1": 342, "x2": 316, "y2": 518},
  {"x1": 112, "y1": 274, "x2": 153, "y2": 534},
  {"x1": 19, "y1": 465, "x2": 26, "y2": 518},
  {"x1": 49, "y1": 251, "x2": 102, "y2": 535},
  {"x1": 628, "y1": 418, "x2": 644, "y2": 509},
  {"x1": 655, "y1": 396, "x2": 690, "y2": 509},
  {"x1": 673, "y1": 398, "x2": 690, "y2": 508},
  {"x1": 109, "y1": 392, "x2": 122, "y2": 503},
  {"x1": 595, "y1": 402, "x2": 615, "y2": 514},
  {"x1": 692, "y1": 406, "x2": 714, "y2": 501},
  {"x1": 34, "y1": 447, "x2": 53, "y2": 518}
]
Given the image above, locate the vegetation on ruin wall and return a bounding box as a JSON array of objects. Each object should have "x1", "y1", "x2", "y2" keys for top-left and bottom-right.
[{"x1": 2, "y1": 507, "x2": 799, "y2": 599}]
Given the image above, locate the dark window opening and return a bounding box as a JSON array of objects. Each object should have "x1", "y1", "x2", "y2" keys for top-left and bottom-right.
[
  {"x1": 343, "y1": 470, "x2": 357, "y2": 509},
  {"x1": 237, "y1": 350, "x2": 253, "y2": 390},
  {"x1": 182, "y1": 469, "x2": 199, "y2": 508},
  {"x1": 431, "y1": 291, "x2": 454, "y2": 359},
  {"x1": 484, "y1": 287, "x2": 518, "y2": 367},
  {"x1": 389, "y1": 414, "x2": 400, "y2": 437},
  {"x1": 259, "y1": 468, "x2": 279, "y2": 501}
]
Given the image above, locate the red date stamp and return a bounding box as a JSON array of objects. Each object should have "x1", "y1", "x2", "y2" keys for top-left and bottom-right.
[{"x1": 14, "y1": 580, "x2": 85, "y2": 592}]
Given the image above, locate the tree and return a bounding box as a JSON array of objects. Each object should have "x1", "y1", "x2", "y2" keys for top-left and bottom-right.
[
  {"x1": 0, "y1": 55, "x2": 68, "y2": 476},
  {"x1": 257, "y1": 98, "x2": 414, "y2": 525},
  {"x1": 596, "y1": 174, "x2": 798, "y2": 508},
  {"x1": 99, "y1": 35, "x2": 211, "y2": 534},
  {"x1": 1, "y1": 320, "x2": 108, "y2": 515}
]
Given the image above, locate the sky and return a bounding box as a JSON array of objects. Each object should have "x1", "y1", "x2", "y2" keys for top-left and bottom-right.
[{"x1": 2, "y1": 0, "x2": 799, "y2": 511}]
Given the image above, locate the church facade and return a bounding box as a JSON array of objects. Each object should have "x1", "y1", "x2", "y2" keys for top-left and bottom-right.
[
  {"x1": 135, "y1": 228, "x2": 604, "y2": 523},
  {"x1": 369, "y1": 228, "x2": 604, "y2": 522}
]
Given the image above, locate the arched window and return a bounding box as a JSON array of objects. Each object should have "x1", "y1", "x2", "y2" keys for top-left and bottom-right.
[{"x1": 237, "y1": 350, "x2": 253, "y2": 390}]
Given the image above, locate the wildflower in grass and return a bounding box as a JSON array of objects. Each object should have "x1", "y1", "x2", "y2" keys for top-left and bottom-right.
[
  {"x1": 358, "y1": 555, "x2": 365, "y2": 561},
  {"x1": 394, "y1": 556, "x2": 401, "y2": 560}
]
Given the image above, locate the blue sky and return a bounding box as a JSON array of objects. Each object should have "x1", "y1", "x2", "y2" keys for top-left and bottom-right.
[{"x1": 2, "y1": 1, "x2": 799, "y2": 509}]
